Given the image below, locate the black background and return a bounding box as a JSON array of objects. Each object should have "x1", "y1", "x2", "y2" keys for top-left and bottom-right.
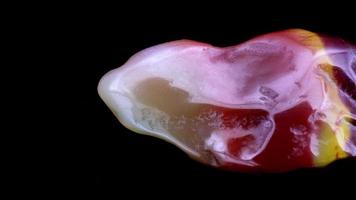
[{"x1": 26, "y1": 2, "x2": 356, "y2": 194}]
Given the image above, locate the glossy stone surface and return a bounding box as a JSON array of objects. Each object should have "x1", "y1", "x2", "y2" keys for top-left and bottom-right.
[{"x1": 98, "y1": 29, "x2": 356, "y2": 172}]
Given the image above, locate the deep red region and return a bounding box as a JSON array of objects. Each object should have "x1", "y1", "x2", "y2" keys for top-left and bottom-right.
[
  {"x1": 215, "y1": 102, "x2": 314, "y2": 172},
  {"x1": 254, "y1": 102, "x2": 314, "y2": 172}
]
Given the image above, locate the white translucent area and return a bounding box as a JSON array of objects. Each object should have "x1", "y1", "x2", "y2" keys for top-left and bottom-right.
[
  {"x1": 105, "y1": 37, "x2": 325, "y2": 115},
  {"x1": 310, "y1": 133, "x2": 320, "y2": 157}
]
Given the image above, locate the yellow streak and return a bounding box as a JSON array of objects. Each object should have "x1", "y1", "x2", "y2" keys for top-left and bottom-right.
[{"x1": 285, "y1": 29, "x2": 351, "y2": 166}]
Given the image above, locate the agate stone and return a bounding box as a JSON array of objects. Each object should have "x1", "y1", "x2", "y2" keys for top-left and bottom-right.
[{"x1": 98, "y1": 29, "x2": 356, "y2": 172}]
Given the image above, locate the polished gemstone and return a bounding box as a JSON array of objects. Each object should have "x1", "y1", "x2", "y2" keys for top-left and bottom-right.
[{"x1": 98, "y1": 29, "x2": 356, "y2": 172}]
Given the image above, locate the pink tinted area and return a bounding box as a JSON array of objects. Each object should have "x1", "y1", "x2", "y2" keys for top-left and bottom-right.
[{"x1": 201, "y1": 30, "x2": 320, "y2": 114}]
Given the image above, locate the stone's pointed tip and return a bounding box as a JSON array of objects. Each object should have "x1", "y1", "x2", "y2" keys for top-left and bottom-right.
[{"x1": 98, "y1": 29, "x2": 356, "y2": 172}]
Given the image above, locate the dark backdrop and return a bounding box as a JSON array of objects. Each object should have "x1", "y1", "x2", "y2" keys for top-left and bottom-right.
[{"x1": 47, "y1": 2, "x2": 356, "y2": 193}]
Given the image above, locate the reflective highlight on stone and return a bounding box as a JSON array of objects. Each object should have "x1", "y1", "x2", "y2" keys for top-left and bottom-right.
[{"x1": 98, "y1": 29, "x2": 356, "y2": 172}]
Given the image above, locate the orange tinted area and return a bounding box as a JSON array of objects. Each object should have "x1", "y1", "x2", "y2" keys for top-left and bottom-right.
[{"x1": 282, "y1": 29, "x2": 325, "y2": 52}]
